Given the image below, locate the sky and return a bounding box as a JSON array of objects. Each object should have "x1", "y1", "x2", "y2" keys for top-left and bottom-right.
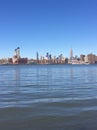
[{"x1": 0, "y1": 0, "x2": 97, "y2": 59}]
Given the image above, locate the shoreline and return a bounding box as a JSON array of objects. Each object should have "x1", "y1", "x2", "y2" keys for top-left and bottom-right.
[{"x1": 0, "y1": 63, "x2": 97, "y2": 66}]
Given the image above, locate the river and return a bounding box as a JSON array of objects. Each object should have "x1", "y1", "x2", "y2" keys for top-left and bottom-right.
[{"x1": 0, "y1": 64, "x2": 97, "y2": 130}]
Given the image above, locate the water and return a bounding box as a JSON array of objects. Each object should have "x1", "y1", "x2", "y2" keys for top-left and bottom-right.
[{"x1": 0, "y1": 64, "x2": 97, "y2": 130}]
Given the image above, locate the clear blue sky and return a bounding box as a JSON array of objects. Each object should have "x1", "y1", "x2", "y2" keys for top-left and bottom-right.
[{"x1": 0, "y1": 0, "x2": 97, "y2": 59}]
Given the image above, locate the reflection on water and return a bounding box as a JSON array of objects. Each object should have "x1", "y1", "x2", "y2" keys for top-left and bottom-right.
[
  {"x1": 0, "y1": 65, "x2": 97, "y2": 130},
  {"x1": 15, "y1": 67, "x2": 20, "y2": 86}
]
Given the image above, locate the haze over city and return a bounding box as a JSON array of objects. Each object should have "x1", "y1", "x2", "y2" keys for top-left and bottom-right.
[{"x1": 0, "y1": 0, "x2": 97, "y2": 58}]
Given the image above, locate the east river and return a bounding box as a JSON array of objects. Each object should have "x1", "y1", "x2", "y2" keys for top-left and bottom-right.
[{"x1": 0, "y1": 64, "x2": 97, "y2": 130}]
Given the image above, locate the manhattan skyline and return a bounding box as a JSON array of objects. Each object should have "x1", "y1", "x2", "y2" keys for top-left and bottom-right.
[{"x1": 0, "y1": 0, "x2": 97, "y2": 58}]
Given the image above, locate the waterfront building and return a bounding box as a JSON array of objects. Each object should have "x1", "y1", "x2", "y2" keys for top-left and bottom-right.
[
  {"x1": 13, "y1": 47, "x2": 28, "y2": 64},
  {"x1": 95, "y1": 56, "x2": 97, "y2": 63},
  {"x1": 13, "y1": 47, "x2": 20, "y2": 64},
  {"x1": 84, "y1": 56, "x2": 88, "y2": 63},
  {"x1": 80, "y1": 54, "x2": 85, "y2": 62},
  {"x1": 87, "y1": 53, "x2": 96, "y2": 64},
  {"x1": 65, "y1": 58, "x2": 68, "y2": 64},
  {"x1": 8, "y1": 58, "x2": 13, "y2": 64},
  {"x1": 0, "y1": 58, "x2": 9, "y2": 64},
  {"x1": 72, "y1": 59, "x2": 80, "y2": 64},
  {"x1": 13, "y1": 55, "x2": 18, "y2": 64},
  {"x1": 17, "y1": 47, "x2": 20, "y2": 59},
  {"x1": 18, "y1": 58, "x2": 28, "y2": 64}
]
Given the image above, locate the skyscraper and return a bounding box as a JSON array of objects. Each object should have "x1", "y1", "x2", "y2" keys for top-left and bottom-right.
[
  {"x1": 46, "y1": 52, "x2": 49, "y2": 59},
  {"x1": 70, "y1": 48, "x2": 73, "y2": 61},
  {"x1": 36, "y1": 52, "x2": 39, "y2": 61},
  {"x1": 17, "y1": 47, "x2": 20, "y2": 58},
  {"x1": 13, "y1": 47, "x2": 20, "y2": 64}
]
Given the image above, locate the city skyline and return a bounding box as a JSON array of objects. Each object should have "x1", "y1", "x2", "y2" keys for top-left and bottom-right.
[
  {"x1": 0, "y1": 0, "x2": 97, "y2": 58},
  {"x1": 0, "y1": 46, "x2": 97, "y2": 60},
  {"x1": 1, "y1": 46, "x2": 97, "y2": 64}
]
